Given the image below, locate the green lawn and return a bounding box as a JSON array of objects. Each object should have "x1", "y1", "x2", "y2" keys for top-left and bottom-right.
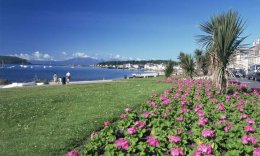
[{"x1": 0, "y1": 78, "x2": 172, "y2": 156}]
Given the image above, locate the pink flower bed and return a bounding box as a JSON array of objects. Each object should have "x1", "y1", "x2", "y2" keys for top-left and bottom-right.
[{"x1": 79, "y1": 79, "x2": 259, "y2": 155}]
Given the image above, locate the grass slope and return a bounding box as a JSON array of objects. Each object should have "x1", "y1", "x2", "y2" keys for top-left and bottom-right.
[{"x1": 0, "y1": 78, "x2": 172, "y2": 156}]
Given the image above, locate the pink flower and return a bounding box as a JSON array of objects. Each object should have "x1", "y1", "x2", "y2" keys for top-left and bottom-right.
[
  {"x1": 125, "y1": 108, "x2": 131, "y2": 113},
  {"x1": 127, "y1": 127, "x2": 137, "y2": 134},
  {"x1": 198, "y1": 117, "x2": 208, "y2": 126},
  {"x1": 226, "y1": 95, "x2": 231, "y2": 101},
  {"x1": 148, "y1": 102, "x2": 159, "y2": 108},
  {"x1": 134, "y1": 121, "x2": 146, "y2": 128},
  {"x1": 180, "y1": 100, "x2": 187, "y2": 105},
  {"x1": 224, "y1": 126, "x2": 232, "y2": 132},
  {"x1": 170, "y1": 147, "x2": 184, "y2": 156},
  {"x1": 169, "y1": 135, "x2": 181, "y2": 143},
  {"x1": 164, "y1": 89, "x2": 171, "y2": 94},
  {"x1": 192, "y1": 151, "x2": 202, "y2": 156},
  {"x1": 221, "y1": 115, "x2": 226, "y2": 119},
  {"x1": 246, "y1": 118, "x2": 255, "y2": 124},
  {"x1": 104, "y1": 121, "x2": 110, "y2": 127},
  {"x1": 162, "y1": 99, "x2": 171, "y2": 105},
  {"x1": 146, "y1": 136, "x2": 159, "y2": 147},
  {"x1": 115, "y1": 138, "x2": 130, "y2": 150},
  {"x1": 172, "y1": 93, "x2": 179, "y2": 99},
  {"x1": 241, "y1": 136, "x2": 257, "y2": 145},
  {"x1": 162, "y1": 112, "x2": 169, "y2": 118},
  {"x1": 194, "y1": 104, "x2": 204, "y2": 112},
  {"x1": 210, "y1": 98, "x2": 217, "y2": 104},
  {"x1": 201, "y1": 129, "x2": 215, "y2": 138},
  {"x1": 207, "y1": 93, "x2": 212, "y2": 98},
  {"x1": 237, "y1": 106, "x2": 244, "y2": 112},
  {"x1": 160, "y1": 95, "x2": 168, "y2": 101},
  {"x1": 66, "y1": 150, "x2": 79, "y2": 156},
  {"x1": 120, "y1": 114, "x2": 127, "y2": 119},
  {"x1": 240, "y1": 114, "x2": 248, "y2": 119},
  {"x1": 143, "y1": 112, "x2": 150, "y2": 118},
  {"x1": 253, "y1": 147, "x2": 260, "y2": 156},
  {"x1": 196, "y1": 110, "x2": 205, "y2": 117},
  {"x1": 198, "y1": 144, "x2": 213, "y2": 155},
  {"x1": 244, "y1": 125, "x2": 256, "y2": 132},
  {"x1": 176, "y1": 117, "x2": 184, "y2": 122},
  {"x1": 238, "y1": 99, "x2": 244, "y2": 105},
  {"x1": 216, "y1": 102, "x2": 225, "y2": 111}
]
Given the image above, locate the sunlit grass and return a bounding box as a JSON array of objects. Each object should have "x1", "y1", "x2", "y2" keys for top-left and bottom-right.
[{"x1": 0, "y1": 77, "x2": 172, "y2": 156}]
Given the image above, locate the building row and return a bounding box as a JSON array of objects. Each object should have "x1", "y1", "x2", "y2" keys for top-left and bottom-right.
[
  {"x1": 97, "y1": 63, "x2": 168, "y2": 71},
  {"x1": 233, "y1": 37, "x2": 260, "y2": 69}
]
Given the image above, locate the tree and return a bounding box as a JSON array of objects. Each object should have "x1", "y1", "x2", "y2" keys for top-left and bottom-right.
[
  {"x1": 180, "y1": 54, "x2": 195, "y2": 79},
  {"x1": 194, "y1": 49, "x2": 210, "y2": 76},
  {"x1": 194, "y1": 49, "x2": 203, "y2": 74},
  {"x1": 201, "y1": 51, "x2": 210, "y2": 75},
  {"x1": 177, "y1": 52, "x2": 185, "y2": 62},
  {"x1": 197, "y1": 10, "x2": 246, "y2": 93},
  {"x1": 164, "y1": 60, "x2": 174, "y2": 78}
]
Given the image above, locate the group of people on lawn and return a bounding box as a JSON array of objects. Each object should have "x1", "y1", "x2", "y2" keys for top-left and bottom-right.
[{"x1": 53, "y1": 72, "x2": 71, "y2": 84}]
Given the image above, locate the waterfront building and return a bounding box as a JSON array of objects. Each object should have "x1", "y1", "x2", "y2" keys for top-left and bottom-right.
[{"x1": 232, "y1": 37, "x2": 260, "y2": 69}]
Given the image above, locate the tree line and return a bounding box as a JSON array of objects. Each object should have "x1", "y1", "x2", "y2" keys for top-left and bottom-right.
[{"x1": 0, "y1": 56, "x2": 30, "y2": 64}]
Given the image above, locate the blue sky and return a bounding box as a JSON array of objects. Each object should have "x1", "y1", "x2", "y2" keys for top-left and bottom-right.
[{"x1": 0, "y1": 0, "x2": 260, "y2": 61}]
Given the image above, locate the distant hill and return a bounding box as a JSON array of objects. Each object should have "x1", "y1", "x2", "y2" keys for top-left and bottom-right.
[
  {"x1": 30, "y1": 57, "x2": 103, "y2": 66},
  {"x1": 0, "y1": 56, "x2": 31, "y2": 64}
]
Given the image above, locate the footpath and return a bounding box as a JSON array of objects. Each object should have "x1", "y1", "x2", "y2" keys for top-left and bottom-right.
[{"x1": 0, "y1": 80, "x2": 114, "y2": 89}]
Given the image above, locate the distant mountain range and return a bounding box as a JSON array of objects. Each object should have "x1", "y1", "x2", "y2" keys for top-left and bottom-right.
[{"x1": 29, "y1": 57, "x2": 103, "y2": 66}]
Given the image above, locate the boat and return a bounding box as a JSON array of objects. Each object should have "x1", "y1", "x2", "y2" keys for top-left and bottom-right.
[
  {"x1": 48, "y1": 62, "x2": 52, "y2": 68},
  {"x1": 7, "y1": 66, "x2": 15, "y2": 69},
  {"x1": 20, "y1": 64, "x2": 28, "y2": 68}
]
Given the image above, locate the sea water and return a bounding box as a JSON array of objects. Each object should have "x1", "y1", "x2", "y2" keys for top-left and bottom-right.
[{"x1": 0, "y1": 65, "x2": 146, "y2": 82}]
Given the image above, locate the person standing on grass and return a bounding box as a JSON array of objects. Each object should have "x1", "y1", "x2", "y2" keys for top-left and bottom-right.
[
  {"x1": 66, "y1": 72, "x2": 71, "y2": 84},
  {"x1": 53, "y1": 73, "x2": 58, "y2": 83}
]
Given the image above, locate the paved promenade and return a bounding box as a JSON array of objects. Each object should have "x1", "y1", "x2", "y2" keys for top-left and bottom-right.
[{"x1": 0, "y1": 80, "x2": 114, "y2": 89}]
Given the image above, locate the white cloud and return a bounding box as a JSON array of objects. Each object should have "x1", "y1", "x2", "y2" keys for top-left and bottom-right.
[
  {"x1": 72, "y1": 52, "x2": 90, "y2": 58},
  {"x1": 12, "y1": 51, "x2": 53, "y2": 60}
]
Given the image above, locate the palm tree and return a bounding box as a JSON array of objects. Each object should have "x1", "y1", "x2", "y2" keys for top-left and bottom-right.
[
  {"x1": 197, "y1": 10, "x2": 246, "y2": 93},
  {"x1": 180, "y1": 54, "x2": 196, "y2": 79},
  {"x1": 194, "y1": 49, "x2": 203, "y2": 74},
  {"x1": 178, "y1": 52, "x2": 185, "y2": 62},
  {"x1": 165, "y1": 60, "x2": 174, "y2": 78}
]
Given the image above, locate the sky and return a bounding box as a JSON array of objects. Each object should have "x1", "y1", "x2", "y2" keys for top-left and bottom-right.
[{"x1": 0, "y1": 0, "x2": 260, "y2": 61}]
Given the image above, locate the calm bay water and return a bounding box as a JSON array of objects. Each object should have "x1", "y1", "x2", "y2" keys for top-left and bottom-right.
[{"x1": 0, "y1": 65, "x2": 146, "y2": 82}]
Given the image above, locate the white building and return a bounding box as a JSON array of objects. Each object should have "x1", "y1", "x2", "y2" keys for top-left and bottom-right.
[
  {"x1": 144, "y1": 63, "x2": 166, "y2": 71},
  {"x1": 233, "y1": 37, "x2": 260, "y2": 69}
]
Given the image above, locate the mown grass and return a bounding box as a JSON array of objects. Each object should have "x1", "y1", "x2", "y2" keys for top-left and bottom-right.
[{"x1": 0, "y1": 77, "x2": 172, "y2": 156}]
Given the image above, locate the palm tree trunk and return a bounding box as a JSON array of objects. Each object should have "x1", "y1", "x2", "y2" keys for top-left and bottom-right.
[{"x1": 218, "y1": 67, "x2": 227, "y2": 94}]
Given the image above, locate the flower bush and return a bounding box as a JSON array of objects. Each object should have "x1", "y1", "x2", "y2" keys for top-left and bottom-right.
[{"x1": 82, "y1": 79, "x2": 260, "y2": 155}]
